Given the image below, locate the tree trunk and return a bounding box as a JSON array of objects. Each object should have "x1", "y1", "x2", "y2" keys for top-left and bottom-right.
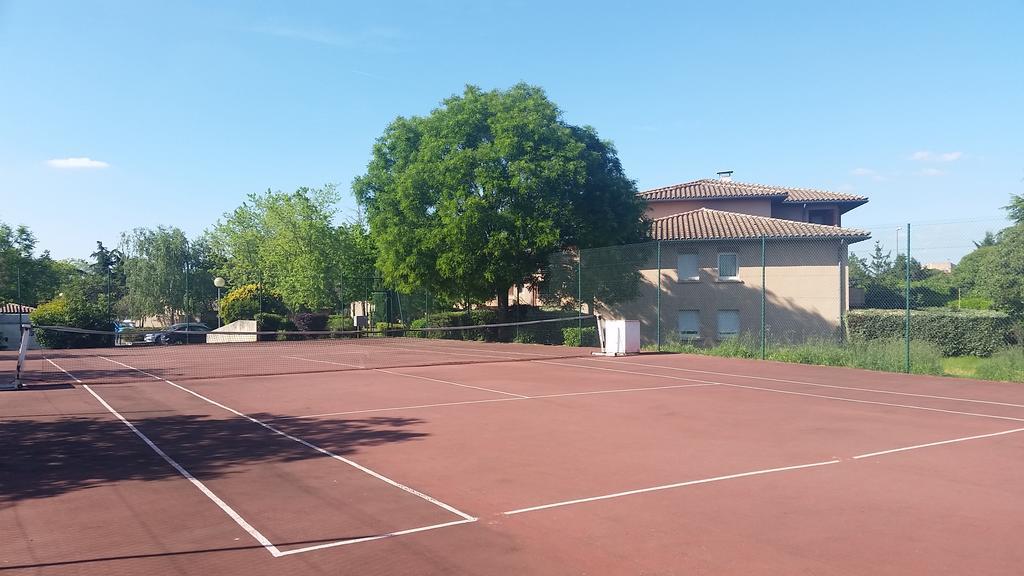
[{"x1": 496, "y1": 288, "x2": 509, "y2": 324}]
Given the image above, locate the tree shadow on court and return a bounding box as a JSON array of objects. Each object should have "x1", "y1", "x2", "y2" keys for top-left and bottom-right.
[{"x1": 0, "y1": 412, "x2": 428, "y2": 503}]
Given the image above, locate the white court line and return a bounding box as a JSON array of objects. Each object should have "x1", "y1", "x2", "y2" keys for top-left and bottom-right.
[
  {"x1": 550, "y1": 359, "x2": 1024, "y2": 424},
  {"x1": 375, "y1": 368, "x2": 529, "y2": 399},
  {"x1": 45, "y1": 358, "x2": 284, "y2": 558},
  {"x1": 587, "y1": 358, "x2": 1024, "y2": 410},
  {"x1": 275, "y1": 518, "x2": 476, "y2": 556},
  {"x1": 503, "y1": 460, "x2": 840, "y2": 516},
  {"x1": 278, "y1": 382, "x2": 717, "y2": 420},
  {"x1": 282, "y1": 355, "x2": 528, "y2": 398},
  {"x1": 853, "y1": 427, "x2": 1024, "y2": 459},
  {"x1": 99, "y1": 355, "x2": 477, "y2": 525}
]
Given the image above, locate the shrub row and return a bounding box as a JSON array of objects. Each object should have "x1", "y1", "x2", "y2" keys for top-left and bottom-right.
[
  {"x1": 30, "y1": 296, "x2": 114, "y2": 349},
  {"x1": 847, "y1": 308, "x2": 1011, "y2": 357}
]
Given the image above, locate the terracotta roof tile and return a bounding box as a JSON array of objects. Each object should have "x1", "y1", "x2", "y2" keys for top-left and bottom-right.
[
  {"x1": 0, "y1": 303, "x2": 35, "y2": 314},
  {"x1": 638, "y1": 179, "x2": 867, "y2": 204},
  {"x1": 652, "y1": 208, "x2": 871, "y2": 243}
]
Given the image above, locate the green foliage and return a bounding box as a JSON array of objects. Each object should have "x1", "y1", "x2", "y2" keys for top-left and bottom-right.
[
  {"x1": 374, "y1": 322, "x2": 406, "y2": 336},
  {"x1": 946, "y1": 296, "x2": 993, "y2": 310},
  {"x1": 291, "y1": 312, "x2": 329, "y2": 332},
  {"x1": 327, "y1": 314, "x2": 354, "y2": 332},
  {"x1": 561, "y1": 326, "x2": 597, "y2": 347},
  {"x1": 1004, "y1": 194, "x2": 1024, "y2": 225},
  {"x1": 120, "y1": 226, "x2": 217, "y2": 323},
  {"x1": 848, "y1": 308, "x2": 1011, "y2": 357},
  {"x1": 655, "y1": 336, "x2": 943, "y2": 376},
  {"x1": 353, "y1": 83, "x2": 649, "y2": 316},
  {"x1": 973, "y1": 348, "x2": 1024, "y2": 382},
  {"x1": 254, "y1": 313, "x2": 293, "y2": 332},
  {"x1": 220, "y1": 284, "x2": 287, "y2": 324},
  {"x1": 209, "y1": 186, "x2": 361, "y2": 312},
  {"x1": 30, "y1": 295, "x2": 114, "y2": 348}
]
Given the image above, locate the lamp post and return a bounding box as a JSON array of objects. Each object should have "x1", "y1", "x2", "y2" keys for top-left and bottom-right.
[{"x1": 213, "y1": 277, "x2": 226, "y2": 327}]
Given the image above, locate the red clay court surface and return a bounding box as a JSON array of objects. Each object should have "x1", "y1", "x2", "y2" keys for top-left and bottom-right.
[{"x1": 3, "y1": 340, "x2": 1024, "y2": 575}]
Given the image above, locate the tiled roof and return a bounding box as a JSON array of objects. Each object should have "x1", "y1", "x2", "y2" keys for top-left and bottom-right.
[
  {"x1": 0, "y1": 303, "x2": 35, "y2": 314},
  {"x1": 639, "y1": 179, "x2": 867, "y2": 204},
  {"x1": 652, "y1": 208, "x2": 871, "y2": 243}
]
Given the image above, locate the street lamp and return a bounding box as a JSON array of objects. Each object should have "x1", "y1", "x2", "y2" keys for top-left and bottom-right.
[{"x1": 213, "y1": 277, "x2": 226, "y2": 327}]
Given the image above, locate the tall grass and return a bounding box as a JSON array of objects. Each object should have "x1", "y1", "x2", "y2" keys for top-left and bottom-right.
[
  {"x1": 652, "y1": 336, "x2": 944, "y2": 376},
  {"x1": 973, "y1": 348, "x2": 1024, "y2": 382}
]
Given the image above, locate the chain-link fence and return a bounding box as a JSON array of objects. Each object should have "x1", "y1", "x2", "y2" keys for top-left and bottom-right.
[{"x1": 572, "y1": 217, "x2": 1022, "y2": 379}]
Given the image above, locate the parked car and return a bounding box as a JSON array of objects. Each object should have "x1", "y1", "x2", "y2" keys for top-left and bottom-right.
[{"x1": 143, "y1": 323, "x2": 211, "y2": 345}]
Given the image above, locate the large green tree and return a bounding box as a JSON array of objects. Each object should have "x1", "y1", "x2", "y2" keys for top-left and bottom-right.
[
  {"x1": 353, "y1": 83, "x2": 649, "y2": 318},
  {"x1": 209, "y1": 187, "x2": 347, "y2": 311},
  {"x1": 120, "y1": 226, "x2": 216, "y2": 323}
]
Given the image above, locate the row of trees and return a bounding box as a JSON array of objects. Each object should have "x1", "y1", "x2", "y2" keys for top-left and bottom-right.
[
  {"x1": 850, "y1": 196, "x2": 1024, "y2": 319},
  {"x1": 9, "y1": 83, "x2": 648, "y2": 330}
]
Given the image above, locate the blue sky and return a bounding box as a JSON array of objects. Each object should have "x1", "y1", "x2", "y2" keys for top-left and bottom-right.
[{"x1": 1, "y1": 0, "x2": 1022, "y2": 263}]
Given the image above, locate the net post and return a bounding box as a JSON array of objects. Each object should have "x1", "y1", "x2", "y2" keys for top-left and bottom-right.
[
  {"x1": 904, "y1": 223, "x2": 911, "y2": 373},
  {"x1": 4, "y1": 324, "x2": 31, "y2": 390},
  {"x1": 577, "y1": 249, "x2": 582, "y2": 345}
]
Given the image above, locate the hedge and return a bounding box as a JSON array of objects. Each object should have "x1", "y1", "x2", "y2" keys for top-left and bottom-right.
[
  {"x1": 847, "y1": 308, "x2": 1011, "y2": 357},
  {"x1": 562, "y1": 326, "x2": 598, "y2": 347},
  {"x1": 220, "y1": 284, "x2": 287, "y2": 325},
  {"x1": 30, "y1": 296, "x2": 114, "y2": 349}
]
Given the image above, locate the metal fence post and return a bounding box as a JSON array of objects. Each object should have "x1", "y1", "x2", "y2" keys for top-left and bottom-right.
[
  {"x1": 761, "y1": 236, "x2": 766, "y2": 361},
  {"x1": 905, "y1": 223, "x2": 911, "y2": 373},
  {"x1": 656, "y1": 241, "x2": 662, "y2": 352},
  {"x1": 577, "y1": 249, "x2": 582, "y2": 345}
]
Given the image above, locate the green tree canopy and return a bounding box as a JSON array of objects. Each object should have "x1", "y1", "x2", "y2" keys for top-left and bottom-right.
[
  {"x1": 209, "y1": 186, "x2": 348, "y2": 312},
  {"x1": 353, "y1": 83, "x2": 649, "y2": 316},
  {"x1": 120, "y1": 226, "x2": 216, "y2": 323}
]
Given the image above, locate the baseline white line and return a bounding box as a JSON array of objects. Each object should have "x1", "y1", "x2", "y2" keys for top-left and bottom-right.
[
  {"x1": 503, "y1": 460, "x2": 840, "y2": 516},
  {"x1": 549, "y1": 359, "x2": 1024, "y2": 423},
  {"x1": 275, "y1": 518, "x2": 476, "y2": 556},
  {"x1": 853, "y1": 427, "x2": 1024, "y2": 459},
  {"x1": 276, "y1": 382, "x2": 716, "y2": 420},
  {"x1": 99, "y1": 356, "x2": 477, "y2": 522},
  {"x1": 45, "y1": 358, "x2": 283, "y2": 558},
  {"x1": 586, "y1": 358, "x2": 1024, "y2": 410}
]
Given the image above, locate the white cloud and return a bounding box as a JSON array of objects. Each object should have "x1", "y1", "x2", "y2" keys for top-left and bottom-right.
[
  {"x1": 919, "y1": 167, "x2": 945, "y2": 177},
  {"x1": 47, "y1": 157, "x2": 110, "y2": 169},
  {"x1": 850, "y1": 167, "x2": 885, "y2": 181},
  {"x1": 910, "y1": 150, "x2": 962, "y2": 163}
]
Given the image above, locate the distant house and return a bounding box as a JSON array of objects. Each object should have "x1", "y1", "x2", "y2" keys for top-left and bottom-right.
[
  {"x1": 0, "y1": 303, "x2": 36, "y2": 350},
  {"x1": 600, "y1": 173, "x2": 871, "y2": 344},
  {"x1": 923, "y1": 261, "x2": 955, "y2": 274}
]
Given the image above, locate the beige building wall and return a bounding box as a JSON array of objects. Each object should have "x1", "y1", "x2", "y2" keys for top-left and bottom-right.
[
  {"x1": 598, "y1": 239, "x2": 849, "y2": 346},
  {"x1": 646, "y1": 199, "x2": 773, "y2": 219}
]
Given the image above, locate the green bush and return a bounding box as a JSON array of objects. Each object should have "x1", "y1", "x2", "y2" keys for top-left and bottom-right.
[
  {"x1": 561, "y1": 327, "x2": 598, "y2": 347},
  {"x1": 374, "y1": 322, "x2": 405, "y2": 336},
  {"x1": 254, "y1": 313, "x2": 295, "y2": 340},
  {"x1": 30, "y1": 296, "x2": 114, "y2": 349},
  {"x1": 973, "y1": 348, "x2": 1024, "y2": 382},
  {"x1": 848, "y1": 308, "x2": 1011, "y2": 357},
  {"x1": 327, "y1": 314, "x2": 353, "y2": 332},
  {"x1": 219, "y1": 284, "x2": 287, "y2": 325},
  {"x1": 292, "y1": 312, "x2": 329, "y2": 332},
  {"x1": 946, "y1": 297, "x2": 993, "y2": 310}
]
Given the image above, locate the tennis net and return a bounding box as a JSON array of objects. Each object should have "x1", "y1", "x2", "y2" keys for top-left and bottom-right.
[{"x1": 8, "y1": 315, "x2": 600, "y2": 387}]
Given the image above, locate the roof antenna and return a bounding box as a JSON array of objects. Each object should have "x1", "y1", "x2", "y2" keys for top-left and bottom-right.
[{"x1": 716, "y1": 170, "x2": 733, "y2": 182}]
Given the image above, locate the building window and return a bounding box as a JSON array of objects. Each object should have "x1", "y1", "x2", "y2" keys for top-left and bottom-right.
[
  {"x1": 717, "y1": 310, "x2": 740, "y2": 339},
  {"x1": 717, "y1": 253, "x2": 739, "y2": 280},
  {"x1": 677, "y1": 253, "x2": 699, "y2": 281},
  {"x1": 678, "y1": 310, "x2": 699, "y2": 339},
  {"x1": 808, "y1": 209, "x2": 835, "y2": 226}
]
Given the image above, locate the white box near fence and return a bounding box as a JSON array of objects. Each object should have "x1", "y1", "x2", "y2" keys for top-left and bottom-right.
[{"x1": 602, "y1": 319, "x2": 640, "y2": 355}]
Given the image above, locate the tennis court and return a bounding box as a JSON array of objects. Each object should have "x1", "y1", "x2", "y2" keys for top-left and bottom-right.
[{"x1": 3, "y1": 328, "x2": 1024, "y2": 575}]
